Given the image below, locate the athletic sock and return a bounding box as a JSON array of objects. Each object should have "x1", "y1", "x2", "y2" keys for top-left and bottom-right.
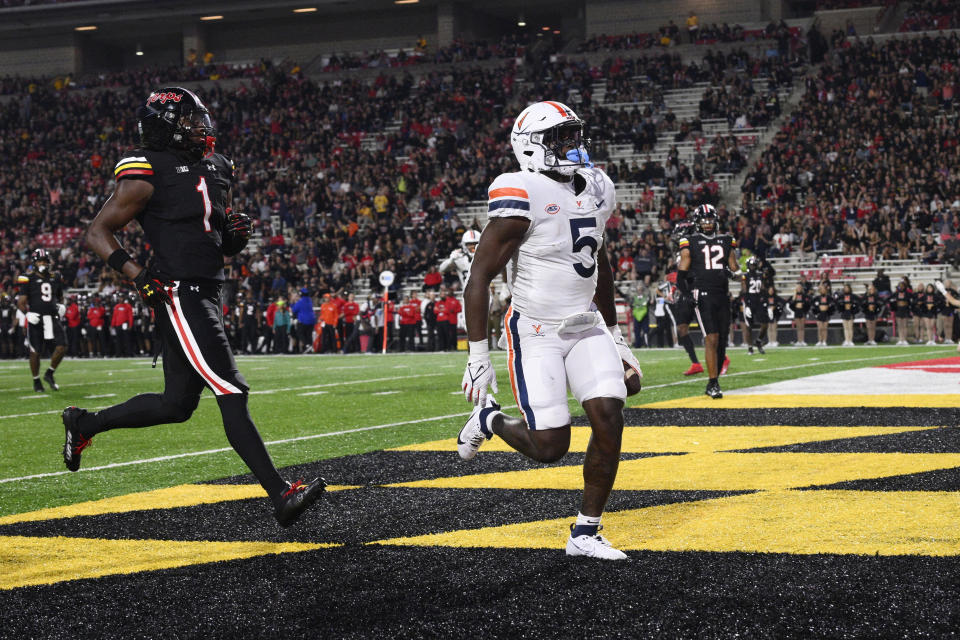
[
  {"x1": 679, "y1": 334, "x2": 699, "y2": 363},
  {"x1": 47, "y1": 365, "x2": 57, "y2": 373},
  {"x1": 217, "y1": 394, "x2": 288, "y2": 502},
  {"x1": 33, "y1": 376, "x2": 40, "y2": 382},
  {"x1": 709, "y1": 377, "x2": 718, "y2": 385},
  {"x1": 571, "y1": 512, "x2": 602, "y2": 537},
  {"x1": 478, "y1": 405, "x2": 502, "y2": 438}
]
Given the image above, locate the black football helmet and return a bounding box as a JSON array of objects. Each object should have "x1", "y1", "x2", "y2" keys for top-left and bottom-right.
[
  {"x1": 137, "y1": 87, "x2": 215, "y2": 161},
  {"x1": 32, "y1": 248, "x2": 51, "y2": 274},
  {"x1": 693, "y1": 204, "x2": 718, "y2": 236},
  {"x1": 671, "y1": 220, "x2": 695, "y2": 247},
  {"x1": 746, "y1": 256, "x2": 760, "y2": 272}
]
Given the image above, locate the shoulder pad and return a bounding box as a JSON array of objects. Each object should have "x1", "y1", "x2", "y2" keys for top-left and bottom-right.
[
  {"x1": 488, "y1": 172, "x2": 531, "y2": 218},
  {"x1": 114, "y1": 152, "x2": 155, "y2": 180}
]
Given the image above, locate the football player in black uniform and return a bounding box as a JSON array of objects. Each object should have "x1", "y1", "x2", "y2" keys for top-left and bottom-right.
[
  {"x1": 740, "y1": 256, "x2": 768, "y2": 355},
  {"x1": 677, "y1": 204, "x2": 739, "y2": 399},
  {"x1": 62, "y1": 87, "x2": 325, "y2": 527},
  {"x1": 0, "y1": 293, "x2": 15, "y2": 359},
  {"x1": 669, "y1": 221, "x2": 702, "y2": 376},
  {"x1": 18, "y1": 249, "x2": 67, "y2": 392}
]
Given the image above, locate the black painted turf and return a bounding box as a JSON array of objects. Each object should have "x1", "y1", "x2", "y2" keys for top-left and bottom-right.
[{"x1": 4, "y1": 407, "x2": 960, "y2": 638}]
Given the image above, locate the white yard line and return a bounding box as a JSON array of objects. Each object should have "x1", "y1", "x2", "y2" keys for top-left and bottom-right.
[
  {"x1": 0, "y1": 372, "x2": 447, "y2": 421},
  {"x1": 0, "y1": 408, "x2": 498, "y2": 484}
]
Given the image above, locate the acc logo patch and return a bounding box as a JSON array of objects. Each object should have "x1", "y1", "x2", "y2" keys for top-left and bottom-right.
[{"x1": 544, "y1": 204, "x2": 560, "y2": 214}]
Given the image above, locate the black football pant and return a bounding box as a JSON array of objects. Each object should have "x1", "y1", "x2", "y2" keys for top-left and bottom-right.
[
  {"x1": 77, "y1": 281, "x2": 287, "y2": 502},
  {"x1": 695, "y1": 290, "x2": 730, "y2": 371},
  {"x1": 242, "y1": 322, "x2": 258, "y2": 353}
]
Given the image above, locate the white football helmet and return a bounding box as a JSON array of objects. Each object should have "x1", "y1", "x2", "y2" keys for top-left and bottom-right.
[
  {"x1": 461, "y1": 229, "x2": 481, "y2": 255},
  {"x1": 511, "y1": 101, "x2": 590, "y2": 176}
]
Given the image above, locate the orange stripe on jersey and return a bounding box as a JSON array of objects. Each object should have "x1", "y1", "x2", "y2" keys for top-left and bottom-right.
[
  {"x1": 542, "y1": 101, "x2": 569, "y2": 116},
  {"x1": 503, "y1": 306, "x2": 524, "y2": 420},
  {"x1": 489, "y1": 187, "x2": 529, "y2": 200}
]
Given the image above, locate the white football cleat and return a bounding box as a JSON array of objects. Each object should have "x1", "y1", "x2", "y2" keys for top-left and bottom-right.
[
  {"x1": 457, "y1": 396, "x2": 498, "y2": 460},
  {"x1": 566, "y1": 526, "x2": 627, "y2": 560}
]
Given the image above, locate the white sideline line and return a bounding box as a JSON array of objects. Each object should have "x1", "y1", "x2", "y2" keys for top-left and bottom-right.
[
  {"x1": 0, "y1": 409, "x2": 485, "y2": 484},
  {"x1": 0, "y1": 372, "x2": 446, "y2": 421},
  {"x1": 638, "y1": 350, "x2": 944, "y2": 391}
]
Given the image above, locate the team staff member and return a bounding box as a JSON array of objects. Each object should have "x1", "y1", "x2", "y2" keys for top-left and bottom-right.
[
  {"x1": 444, "y1": 289, "x2": 462, "y2": 350},
  {"x1": 292, "y1": 288, "x2": 316, "y2": 353},
  {"x1": 341, "y1": 293, "x2": 360, "y2": 353},
  {"x1": 861, "y1": 283, "x2": 884, "y2": 345},
  {"x1": 319, "y1": 292, "x2": 339, "y2": 353},
  {"x1": 62, "y1": 86, "x2": 325, "y2": 527},
  {"x1": 836, "y1": 283, "x2": 859, "y2": 347},
  {"x1": 398, "y1": 295, "x2": 419, "y2": 351},
  {"x1": 18, "y1": 249, "x2": 67, "y2": 392},
  {"x1": 111, "y1": 292, "x2": 134, "y2": 357},
  {"x1": 677, "y1": 204, "x2": 738, "y2": 399},
  {"x1": 87, "y1": 295, "x2": 106, "y2": 357},
  {"x1": 65, "y1": 295, "x2": 83, "y2": 357}
]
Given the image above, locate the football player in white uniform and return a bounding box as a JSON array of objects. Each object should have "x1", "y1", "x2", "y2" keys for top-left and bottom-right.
[
  {"x1": 439, "y1": 229, "x2": 480, "y2": 287},
  {"x1": 458, "y1": 100, "x2": 636, "y2": 560}
]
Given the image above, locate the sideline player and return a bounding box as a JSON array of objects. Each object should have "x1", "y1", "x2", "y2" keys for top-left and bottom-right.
[
  {"x1": 740, "y1": 256, "x2": 768, "y2": 355},
  {"x1": 667, "y1": 222, "x2": 702, "y2": 375},
  {"x1": 677, "y1": 204, "x2": 739, "y2": 399},
  {"x1": 62, "y1": 87, "x2": 325, "y2": 527},
  {"x1": 18, "y1": 249, "x2": 67, "y2": 392},
  {"x1": 439, "y1": 229, "x2": 480, "y2": 287},
  {"x1": 458, "y1": 100, "x2": 634, "y2": 560}
]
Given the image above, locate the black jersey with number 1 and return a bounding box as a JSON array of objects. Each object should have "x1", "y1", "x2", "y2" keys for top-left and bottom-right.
[
  {"x1": 18, "y1": 272, "x2": 63, "y2": 316},
  {"x1": 114, "y1": 149, "x2": 234, "y2": 282},
  {"x1": 679, "y1": 232, "x2": 738, "y2": 294}
]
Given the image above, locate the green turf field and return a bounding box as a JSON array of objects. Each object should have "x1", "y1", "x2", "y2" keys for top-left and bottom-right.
[{"x1": 0, "y1": 344, "x2": 950, "y2": 516}]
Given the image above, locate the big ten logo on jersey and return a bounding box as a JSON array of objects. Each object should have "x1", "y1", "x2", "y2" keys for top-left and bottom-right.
[{"x1": 148, "y1": 91, "x2": 182, "y2": 104}]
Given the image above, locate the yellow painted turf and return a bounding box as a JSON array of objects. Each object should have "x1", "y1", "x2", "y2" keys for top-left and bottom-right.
[
  {"x1": 391, "y1": 426, "x2": 934, "y2": 454},
  {"x1": 0, "y1": 535, "x2": 336, "y2": 590},
  {"x1": 371, "y1": 490, "x2": 960, "y2": 556},
  {"x1": 639, "y1": 394, "x2": 960, "y2": 409},
  {"x1": 0, "y1": 483, "x2": 358, "y2": 525},
  {"x1": 386, "y1": 452, "x2": 960, "y2": 491}
]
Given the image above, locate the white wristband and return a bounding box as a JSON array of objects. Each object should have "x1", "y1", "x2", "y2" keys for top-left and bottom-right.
[{"x1": 468, "y1": 340, "x2": 489, "y2": 357}]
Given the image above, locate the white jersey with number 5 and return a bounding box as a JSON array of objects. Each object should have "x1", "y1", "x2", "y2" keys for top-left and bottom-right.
[{"x1": 487, "y1": 168, "x2": 616, "y2": 323}]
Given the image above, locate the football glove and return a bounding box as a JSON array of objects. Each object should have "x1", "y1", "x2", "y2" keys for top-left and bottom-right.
[
  {"x1": 607, "y1": 324, "x2": 642, "y2": 381},
  {"x1": 935, "y1": 279, "x2": 947, "y2": 296},
  {"x1": 462, "y1": 354, "x2": 498, "y2": 406},
  {"x1": 26, "y1": 311, "x2": 40, "y2": 325},
  {"x1": 57, "y1": 303, "x2": 66, "y2": 317},
  {"x1": 743, "y1": 305, "x2": 752, "y2": 320},
  {"x1": 134, "y1": 269, "x2": 173, "y2": 310},
  {"x1": 225, "y1": 211, "x2": 253, "y2": 240}
]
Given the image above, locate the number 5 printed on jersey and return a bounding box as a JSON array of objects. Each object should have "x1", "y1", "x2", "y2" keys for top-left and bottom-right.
[{"x1": 570, "y1": 218, "x2": 598, "y2": 277}]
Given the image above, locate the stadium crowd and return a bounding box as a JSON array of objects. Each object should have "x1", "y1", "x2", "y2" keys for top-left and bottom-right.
[{"x1": 5, "y1": 22, "x2": 956, "y2": 352}]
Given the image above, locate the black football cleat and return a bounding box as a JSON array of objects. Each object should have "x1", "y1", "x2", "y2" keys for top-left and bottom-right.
[
  {"x1": 62, "y1": 406, "x2": 92, "y2": 472},
  {"x1": 756, "y1": 343, "x2": 765, "y2": 355},
  {"x1": 705, "y1": 381, "x2": 723, "y2": 400},
  {"x1": 44, "y1": 370, "x2": 59, "y2": 391},
  {"x1": 274, "y1": 477, "x2": 327, "y2": 528},
  {"x1": 33, "y1": 378, "x2": 45, "y2": 393}
]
